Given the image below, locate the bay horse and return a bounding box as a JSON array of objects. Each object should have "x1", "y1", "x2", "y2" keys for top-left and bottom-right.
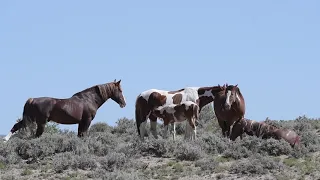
[
  {"x1": 153, "y1": 101, "x2": 200, "y2": 140},
  {"x1": 229, "y1": 119, "x2": 301, "y2": 148},
  {"x1": 3, "y1": 79, "x2": 126, "y2": 142},
  {"x1": 135, "y1": 85, "x2": 226, "y2": 140},
  {"x1": 213, "y1": 84, "x2": 246, "y2": 140}
]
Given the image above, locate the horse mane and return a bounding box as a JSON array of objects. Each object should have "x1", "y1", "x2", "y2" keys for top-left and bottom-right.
[
  {"x1": 199, "y1": 86, "x2": 223, "y2": 92},
  {"x1": 236, "y1": 87, "x2": 243, "y2": 98},
  {"x1": 72, "y1": 83, "x2": 114, "y2": 101}
]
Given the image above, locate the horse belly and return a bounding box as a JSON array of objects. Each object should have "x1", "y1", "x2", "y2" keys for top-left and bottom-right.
[{"x1": 50, "y1": 106, "x2": 83, "y2": 125}]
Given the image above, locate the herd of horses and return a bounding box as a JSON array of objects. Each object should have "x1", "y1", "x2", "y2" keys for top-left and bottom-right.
[{"x1": 3, "y1": 79, "x2": 301, "y2": 148}]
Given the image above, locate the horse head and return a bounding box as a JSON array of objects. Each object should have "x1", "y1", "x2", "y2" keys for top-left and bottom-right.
[
  {"x1": 110, "y1": 79, "x2": 126, "y2": 108},
  {"x1": 229, "y1": 118, "x2": 247, "y2": 141},
  {"x1": 224, "y1": 84, "x2": 240, "y2": 111}
]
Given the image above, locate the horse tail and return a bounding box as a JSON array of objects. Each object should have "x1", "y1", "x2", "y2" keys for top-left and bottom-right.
[
  {"x1": 22, "y1": 98, "x2": 37, "y2": 125},
  {"x1": 194, "y1": 104, "x2": 200, "y2": 121},
  {"x1": 135, "y1": 96, "x2": 142, "y2": 136},
  {"x1": 4, "y1": 98, "x2": 35, "y2": 141}
]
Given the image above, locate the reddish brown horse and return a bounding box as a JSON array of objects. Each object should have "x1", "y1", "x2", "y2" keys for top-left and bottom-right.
[
  {"x1": 213, "y1": 84, "x2": 246, "y2": 139},
  {"x1": 229, "y1": 119, "x2": 301, "y2": 148},
  {"x1": 135, "y1": 85, "x2": 226, "y2": 140},
  {"x1": 3, "y1": 79, "x2": 126, "y2": 141}
]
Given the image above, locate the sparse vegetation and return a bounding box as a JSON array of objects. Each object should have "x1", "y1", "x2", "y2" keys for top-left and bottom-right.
[{"x1": 1, "y1": 104, "x2": 320, "y2": 179}]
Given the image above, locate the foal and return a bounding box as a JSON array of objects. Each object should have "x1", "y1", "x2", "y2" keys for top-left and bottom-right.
[
  {"x1": 230, "y1": 119, "x2": 301, "y2": 148},
  {"x1": 153, "y1": 101, "x2": 200, "y2": 140}
]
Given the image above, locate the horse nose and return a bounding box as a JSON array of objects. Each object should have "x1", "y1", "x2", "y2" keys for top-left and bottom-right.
[{"x1": 224, "y1": 104, "x2": 231, "y2": 110}]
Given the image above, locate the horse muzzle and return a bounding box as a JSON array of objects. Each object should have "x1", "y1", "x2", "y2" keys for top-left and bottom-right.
[
  {"x1": 120, "y1": 103, "x2": 126, "y2": 108},
  {"x1": 224, "y1": 104, "x2": 231, "y2": 110}
]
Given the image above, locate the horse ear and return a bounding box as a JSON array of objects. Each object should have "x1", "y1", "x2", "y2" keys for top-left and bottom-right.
[
  {"x1": 116, "y1": 79, "x2": 121, "y2": 85},
  {"x1": 218, "y1": 84, "x2": 221, "y2": 87},
  {"x1": 226, "y1": 83, "x2": 228, "y2": 87},
  {"x1": 114, "y1": 79, "x2": 117, "y2": 82},
  {"x1": 235, "y1": 84, "x2": 238, "y2": 87}
]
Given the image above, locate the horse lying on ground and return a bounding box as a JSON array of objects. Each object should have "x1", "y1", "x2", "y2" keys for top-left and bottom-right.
[
  {"x1": 229, "y1": 118, "x2": 301, "y2": 148},
  {"x1": 213, "y1": 84, "x2": 246, "y2": 140},
  {"x1": 3, "y1": 79, "x2": 126, "y2": 142},
  {"x1": 153, "y1": 101, "x2": 200, "y2": 140},
  {"x1": 135, "y1": 85, "x2": 226, "y2": 141}
]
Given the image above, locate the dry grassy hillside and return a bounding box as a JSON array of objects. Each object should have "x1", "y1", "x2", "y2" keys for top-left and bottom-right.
[{"x1": 1, "y1": 104, "x2": 320, "y2": 180}]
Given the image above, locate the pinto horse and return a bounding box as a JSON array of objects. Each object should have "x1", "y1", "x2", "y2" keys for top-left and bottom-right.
[
  {"x1": 229, "y1": 119, "x2": 301, "y2": 148},
  {"x1": 213, "y1": 84, "x2": 246, "y2": 139},
  {"x1": 153, "y1": 101, "x2": 200, "y2": 140},
  {"x1": 3, "y1": 79, "x2": 126, "y2": 142},
  {"x1": 135, "y1": 85, "x2": 225, "y2": 140}
]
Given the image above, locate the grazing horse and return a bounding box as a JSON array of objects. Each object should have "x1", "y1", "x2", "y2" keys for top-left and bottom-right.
[
  {"x1": 229, "y1": 119, "x2": 301, "y2": 148},
  {"x1": 3, "y1": 79, "x2": 126, "y2": 142},
  {"x1": 213, "y1": 84, "x2": 245, "y2": 139},
  {"x1": 153, "y1": 101, "x2": 200, "y2": 140},
  {"x1": 135, "y1": 85, "x2": 225, "y2": 140}
]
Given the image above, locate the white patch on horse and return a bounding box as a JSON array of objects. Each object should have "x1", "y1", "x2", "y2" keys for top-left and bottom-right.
[
  {"x1": 236, "y1": 93, "x2": 241, "y2": 103},
  {"x1": 199, "y1": 90, "x2": 214, "y2": 99},
  {"x1": 140, "y1": 89, "x2": 167, "y2": 101},
  {"x1": 286, "y1": 130, "x2": 292, "y2": 137},
  {"x1": 184, "y1": 87, "x2": 200, "y2": 102},
  {"x1": 225, "y1": 90, "x2": 232, "y2": 106},
  {"x1": 3, "y1": 132, "x2": 13, "y2": 142},
  {"x1": 139, "y1": 121, "x2": 147, "y2": 140}
]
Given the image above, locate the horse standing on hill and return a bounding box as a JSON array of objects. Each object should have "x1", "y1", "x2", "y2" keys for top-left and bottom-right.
[
  {"x1": 229, "y1": 119, "x2": 301, "y2": 148},
  {"x1": 3, "y1": 79, "x2": 126, "y2": 142},
  {"x1": 213, "y1": 84, "x2": 246, "y2": 139},
  {"x1": 135, "y1": 85, "x2": 226, "y2": 141},
  {"x1": 153, "y1": 101, "x2": 200, "y2": 140}
]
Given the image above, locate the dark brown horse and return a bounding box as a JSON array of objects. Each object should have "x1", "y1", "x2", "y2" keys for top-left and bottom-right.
[
  {"x1": 213, "y1": 84, "x2": 246, "y2": 139},
  {"x1": 135, "y1": 85, "x2": 226, "y2": 140},
  {"x1": 3, "y1": 79, "x2": 126, "y2": 142},
  {"x1": 229, "y1": 119, "x2": 301, "y2": 148}
]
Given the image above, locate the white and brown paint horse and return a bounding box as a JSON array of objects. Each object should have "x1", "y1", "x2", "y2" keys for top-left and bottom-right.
[
  {"x1": 135, "y1": 85, "x2": 225, "y2": 140},
  {"x1": 214, "y1": 84, "x2": 246, "y2": 139},
  {"x1": 153, "y1": 101, "x2": 200, "y2": 140},
  {"x1": 230, "y1": 119, "x2": 301, "y2": 148}
]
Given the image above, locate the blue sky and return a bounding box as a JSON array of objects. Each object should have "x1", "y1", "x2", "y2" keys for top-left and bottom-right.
[{"x1": 0, "y1": 0, "x2": 319, "y2": 134}]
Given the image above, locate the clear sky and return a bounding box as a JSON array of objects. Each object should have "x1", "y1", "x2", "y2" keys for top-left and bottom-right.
[{"x1": 0, "y1": 0, "x2": 319, "y2": 134}]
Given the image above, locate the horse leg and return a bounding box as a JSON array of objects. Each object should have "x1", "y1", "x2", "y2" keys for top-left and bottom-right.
[
  {"x1": 171, "y1": 122, "x2": 176, "y2": 140},
  {"x1": 35, "y1": 115, "x2": 48, "y2": 138},
  {"x1": 162, "y1": 118, "x2": 170, "y2": 139},
  {"x1": 188, "y1": 117, "x2": 196, "y2": 141},
  {"x1": 184, "y1": 121, "x2": 191, "y2": 140},
  {"x1": 78, "y1": 119, "x2": 92, "y2": 137},
  {"x1": 35, "y1": 122, "x2": 46, "y2": 138},
  {"x1": 149, "y1": 114, "x2": 158, "y2": 139}
]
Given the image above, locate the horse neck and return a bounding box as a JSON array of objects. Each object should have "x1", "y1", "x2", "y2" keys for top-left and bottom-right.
[
  {"x1": 96, "y1": 83, "x2": 115, "y2": 107},
  {"x1": 72, "y1": 83, "x2": 113, "y2": 108},
  {"x1": 198, "y1": 86, "x2": 222, "y2": 109}
]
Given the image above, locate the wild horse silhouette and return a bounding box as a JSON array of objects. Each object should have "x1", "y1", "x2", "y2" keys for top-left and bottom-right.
[
  {"x1": 213, "y1": 84, "x2": 246, "y2": 140},
  {"x1": 3, "y1": 79, "x2": 126, "y2": 141}
]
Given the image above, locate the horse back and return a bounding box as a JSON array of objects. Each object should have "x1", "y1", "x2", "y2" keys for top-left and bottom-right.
[{"x1": 24, "y1": 97, "x2": 59, "y2": 117}]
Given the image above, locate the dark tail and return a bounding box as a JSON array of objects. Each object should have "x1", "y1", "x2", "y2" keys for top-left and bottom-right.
[
  {"x1": 10, "y1": 98, "x2": 35, "y2": 133},
  {"x1": 194, "y1": 104, "x2": 200, "y2": 121},
  {"x1": 135, "y1": 96, "x2": 142, "y2": 136}
]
